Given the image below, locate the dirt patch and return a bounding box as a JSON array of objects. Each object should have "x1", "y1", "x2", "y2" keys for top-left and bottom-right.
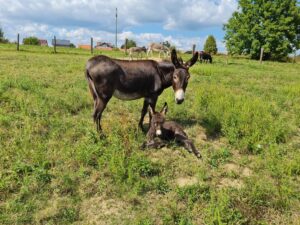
[
  {"x1": 223, "y1": 163, "x2": 239, "y2": 173},
  {"x1": 218, "y1": 178, "x2": 244, "y2": 189},
  {"x1": 222, "y1": 163, "x2": 253, "y2": 178},
  {"x1": 242, "y1": 167, "x2": 252, "y2": 177},
  {"x1": 176, "y1": 176, "x2": 198, "y2": 187},
  {"x1": 79, "y1": 196, "x2": 132, "y2": 225}
]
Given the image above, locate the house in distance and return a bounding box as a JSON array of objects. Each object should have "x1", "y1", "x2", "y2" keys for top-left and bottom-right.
[
  {"x1": 94, "y1": 42, "x2": 114, "y2": 50},
  {"x1": 38, "y1": 39, "x2": 48, "y2": 46},
  {"x1": 52, "y1": 39, "x2": 71, "y2": 47}
]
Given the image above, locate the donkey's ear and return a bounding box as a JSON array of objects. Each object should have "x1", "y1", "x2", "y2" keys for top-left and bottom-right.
[
  {"x1": 171, "y1": 49, "x2": 181, "y2": 68},
  {"x1": 185, "y1": 52, "x2": 198, "y2": 68},
  {"x1": 160, "y1": 102, "x2": 168, "y2": 115}
]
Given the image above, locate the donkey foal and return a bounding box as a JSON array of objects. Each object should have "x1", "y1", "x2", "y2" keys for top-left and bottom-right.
[{"x1": 142, "y1": 103, "x2": 202, "y2": 159}]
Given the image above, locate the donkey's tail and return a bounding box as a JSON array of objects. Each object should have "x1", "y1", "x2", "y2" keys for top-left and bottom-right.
[{"x1": 85, "y1": 69, "x2": 99, "y2": 101}]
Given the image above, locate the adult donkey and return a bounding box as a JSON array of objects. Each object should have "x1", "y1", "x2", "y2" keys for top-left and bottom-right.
[
  {"x1": 199, "y1": 51, "x2": 212, "y2": 63},
  {"x1": 128, "y1": 46, "x2": 147, "y2": 60},
  {"x1": 147, "y1": 43, "x2": 170, "y2": 58},
  {"x1": 85, "y1": 49, "x2": 198, "y2": 132}
]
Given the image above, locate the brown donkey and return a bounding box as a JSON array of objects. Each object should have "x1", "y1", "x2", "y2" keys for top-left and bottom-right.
[
  {"x1": 85, "y1": 49, "x2": 198, "y2": 132},
  {"x1": 142, "y1": 102, "x2": 202, "y2": 159}
]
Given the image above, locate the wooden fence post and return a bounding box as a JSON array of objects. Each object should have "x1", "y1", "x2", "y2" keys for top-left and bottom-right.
[
  {"x1": 17, "y1": 33, "x2": 19, "y2": 51},
  {"x1": 192, "y1": 44, "x2": 196, "y2": 55},
  {"x1": 54, "y1": 36, "x2": 57, "y2": 53},
  {"x1": 259, "y1": 48, "x2": 264, "y2": 64},
  {"x1": 91, "y1": 37, "x2": 93, "y2": 54},
  {"x1": 125, "y1": 38, "x2": 128, "y2": 55}
]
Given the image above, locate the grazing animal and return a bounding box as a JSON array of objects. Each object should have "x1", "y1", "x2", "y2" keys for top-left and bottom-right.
[
  {"x1": 85, "y1": 49, "x2": 198, "y2": 132},
  {"x1": 142, "y1": 102, "x2": 202, "y2": 159},
  {"x1": 147, "y1": 43, "x2": 170, "y2": 58},
  {"x1": 199, "y1": 51, "x2": 212, "y2": 63},
  {"x1": 128, "y1": 46, "x2": 146, "y2": 60}
]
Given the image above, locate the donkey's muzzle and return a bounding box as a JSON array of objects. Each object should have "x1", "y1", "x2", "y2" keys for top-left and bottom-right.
[
  {"x1": 175, "y1": 89, "x2": 185, "y2": 104},
  {"x1": 176, "y1": 98, "x2": 184, "y2": 104}
]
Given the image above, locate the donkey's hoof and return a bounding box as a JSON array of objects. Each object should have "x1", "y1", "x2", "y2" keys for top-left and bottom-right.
[
  {"x1": 98, "y1": 132, "x2": 107, "y2": 139},
  {"x1": 139, "y1": 124, "x2": 147, "y2": 133}
]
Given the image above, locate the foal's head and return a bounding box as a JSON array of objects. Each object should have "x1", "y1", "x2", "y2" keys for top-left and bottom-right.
[
  {"x1": 149, "y1": 102, "x2": 168, "y2": 136},
  {"x1": 171, "y1": 49, "x2": 198, "y2": 104}
]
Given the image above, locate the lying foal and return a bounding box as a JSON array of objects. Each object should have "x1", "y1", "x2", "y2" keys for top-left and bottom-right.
[{"x1": 142, "y1": 102, "x2": 202, "y2": 159}]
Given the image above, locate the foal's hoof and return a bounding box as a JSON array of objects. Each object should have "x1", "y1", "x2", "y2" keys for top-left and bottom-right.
[{"x1": 196, "y1": 153, "x2": 202, "y2": 160}]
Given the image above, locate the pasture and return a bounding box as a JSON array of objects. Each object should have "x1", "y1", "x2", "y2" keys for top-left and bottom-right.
[{"x1": 0, "y1": 43, "x2": 300, "y2": 224}]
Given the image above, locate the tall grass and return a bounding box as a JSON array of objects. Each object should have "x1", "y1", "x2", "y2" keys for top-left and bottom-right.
[{"x1": 0, "y1": 43, "x2": 299, "y2": 224}]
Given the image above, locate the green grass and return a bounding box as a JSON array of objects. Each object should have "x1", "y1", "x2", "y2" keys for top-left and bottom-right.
[{"x1": 0, "y1": 43, "x2": 300, "y2": 224}]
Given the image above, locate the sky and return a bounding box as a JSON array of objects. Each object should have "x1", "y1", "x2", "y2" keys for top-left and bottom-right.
[{"x1": 0, "y1": 0, "x2": 238, "y2": 52}]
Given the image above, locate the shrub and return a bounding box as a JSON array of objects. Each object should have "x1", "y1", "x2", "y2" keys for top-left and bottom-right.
[{"x1": 23, "y1": 36, "x2": 39, "y2": 45}]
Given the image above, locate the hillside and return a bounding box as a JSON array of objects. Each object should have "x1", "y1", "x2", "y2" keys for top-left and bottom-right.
[{"x1": 0, "y1": 44, "x2": 300, "y2": 224}]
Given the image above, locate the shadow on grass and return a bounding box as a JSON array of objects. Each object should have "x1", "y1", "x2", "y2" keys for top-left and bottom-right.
[{"x1": 172, "y1": 117, "x2": 222, "y2": 140}]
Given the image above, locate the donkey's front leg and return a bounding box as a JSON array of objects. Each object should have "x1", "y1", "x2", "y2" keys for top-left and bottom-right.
[{"x1": 139, "y1": 97, "x2": 157, "y2": 132}]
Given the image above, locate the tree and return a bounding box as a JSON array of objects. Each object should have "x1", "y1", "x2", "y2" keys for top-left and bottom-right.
[
  {"x1": 23, "y1": 36, "x2": 39, "y2": 45},
  {"x1": 0, "y1": 27, "x2": 9, "y2": 43},
  {"x1": 121, "y1": 39, "x2": 136, "y2": 49},
  {"x1": 204, "y1": 35, "x2": 218, "y2": 54},
  {"x1": 224, "y1": 0, "x2": 300, "y2": 61}
]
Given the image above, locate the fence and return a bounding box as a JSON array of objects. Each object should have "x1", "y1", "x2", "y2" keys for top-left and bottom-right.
[{"x1": 13, "y1": 33, "x2": 199, "y2": 58}]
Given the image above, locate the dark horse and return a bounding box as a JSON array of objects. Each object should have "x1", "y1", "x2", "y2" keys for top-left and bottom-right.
[
  {"x1": 85, "y1": 49, "x2": 198, "y2": 132},
  {"x1": 199, "y1": 51, "x2": 212, "y2": 63}
]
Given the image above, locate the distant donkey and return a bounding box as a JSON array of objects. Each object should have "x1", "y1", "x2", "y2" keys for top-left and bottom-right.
[
  {"x1": 199, "y1": 51, "x2": 212, "y2": 63},
  {"x1": 85, "y1": 49, "x2": 198, "y2": 133},
  {"x1": 128, "y1": 46, "x2": 147, "y2": 60},
  {"x1": 147, "y1": 43, "x2": 170, "y2": 58},
  {"x1": 142, "y1": 102, "x2": 202, "y2": 159}
]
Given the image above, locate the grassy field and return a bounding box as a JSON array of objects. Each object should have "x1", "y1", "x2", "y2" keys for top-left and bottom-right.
[{"x1": 0, "y1": 43, "x2": 300, "y2": 224}]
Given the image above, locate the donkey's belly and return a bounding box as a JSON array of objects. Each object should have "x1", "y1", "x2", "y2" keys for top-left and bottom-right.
[{"x1": 113, "y1": 89, "x2": 143, "y2": 100}]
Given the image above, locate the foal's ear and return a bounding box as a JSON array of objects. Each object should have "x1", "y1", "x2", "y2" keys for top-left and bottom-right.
[
  {"x1": 178, "y1": 57, "x2": 184, "y2": 65},
  {"x1": 160, "y1": 102, "x2": 168, "y2": 116},
  {"x1": 149, "y1": 105, "x2": 154, "y2": 116},
  {"x1": 171, "y1": 49, "x2": 181, "y2": 68},
  {"x1": 185, "y1": 52, "x2": 198, "y2": 68}
]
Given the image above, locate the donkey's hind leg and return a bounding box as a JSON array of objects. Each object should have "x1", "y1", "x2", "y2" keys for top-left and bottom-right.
[{"x1": 93, "y1": 96, "x2": 111, "y2": 133}]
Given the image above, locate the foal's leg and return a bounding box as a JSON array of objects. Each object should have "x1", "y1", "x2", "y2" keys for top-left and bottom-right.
[
  {"x1": 141, "y1": 139, "x2": 166, "y2": 149},
  {"x1": 175, "y1": 133, "x2": 202, "y2": 159}
]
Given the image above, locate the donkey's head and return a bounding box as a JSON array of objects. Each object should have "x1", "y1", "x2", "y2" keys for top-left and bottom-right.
[
  {"x1": 171, "y1": 49, "x2": 198, "y2": 104},
  {"x1": 149, "y1": 102, "x2": 168, "y2": 136}
]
